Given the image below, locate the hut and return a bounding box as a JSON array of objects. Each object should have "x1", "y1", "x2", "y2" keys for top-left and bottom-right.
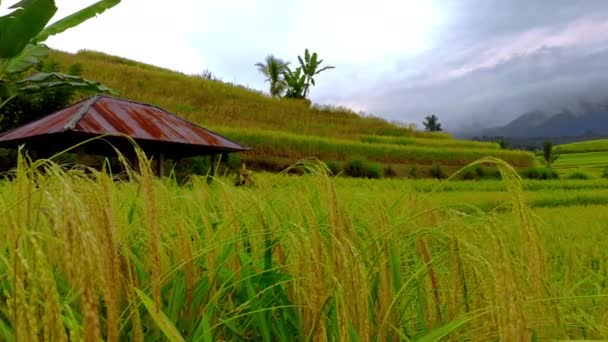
[{"x1": 0, "y1": 95, "x2": 250, "y2": 176}]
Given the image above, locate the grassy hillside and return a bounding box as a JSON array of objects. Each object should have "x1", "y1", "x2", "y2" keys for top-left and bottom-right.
[
  {"x1": 555, "y1": 139, "x2": 608, "y2": 154},
  {"x1": 48, "y1": 50, "x2": 536, "y2": 174}
]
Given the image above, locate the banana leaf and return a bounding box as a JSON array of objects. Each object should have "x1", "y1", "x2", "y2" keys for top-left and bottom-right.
[
  {"x1": 0, "y1": 0, "x2": 57, "y2": 58},
  {"x1": 35, "y1": 0, "x2": 121, "y2": 43},
  {"x1": 18, "y1": 72, "x2": 118, "y2": 94}
]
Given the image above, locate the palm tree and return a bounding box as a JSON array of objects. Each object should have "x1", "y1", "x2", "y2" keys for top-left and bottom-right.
[
  {"x1": 255, "y1": 55, "x2": 290, "y2": 97},
  {"x1": 297, "y1": 49, "x2": 335, "y2": 98}
]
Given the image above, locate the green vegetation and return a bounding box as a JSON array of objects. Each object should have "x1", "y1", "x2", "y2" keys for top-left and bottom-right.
[
  {"x1": 288, "y1": 49, "x2": 335, "y2": 99},
  {"x1": 343, "y1": 158, "x2": 383, "y2": 178},
  {"x1": 214, "y1": 127, "x2": 536, "y2": 169},
  {"x1": 566, "y1": 171, "x2": 592, "y2": 180},
  {"x1": 0, "y1": 0, "x2": 119, "y2": 119},
  {"x1": 520, "y1": 166, "x2": 559, "y2": 180},
  {"x1": 541, "y1": 141, "x2": 559, "y2": 166},
  {"x1": 254, "y1": 55, "x2": 290, "y2": 97},
  {"x1": 1, "y1": 156, "x2": 607, "y2": 340},
  {"x1": 361, "y1": 134, "x2": 500, "y2": 149},
  {"x1": 422, "y1": 114, "x2": 442, "y2": 132},
  {"x1": 44, "y1": 50, "x2": 533, "y2": 177},
  {"x1": 551, "y1": 151, "x2": 608, "y2": 178},
  {"x1": 555, "y1": 139, "x2": 608, "y2": 154}
]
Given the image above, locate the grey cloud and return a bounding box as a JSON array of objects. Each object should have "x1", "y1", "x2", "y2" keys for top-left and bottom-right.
[{"x1": 314, "y1": 0, "x2": 608, "y2": 132}]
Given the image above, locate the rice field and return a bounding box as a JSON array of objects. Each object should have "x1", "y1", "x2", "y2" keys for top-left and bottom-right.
[
  {"x1": 361, "y1": 135, "x2": 500, "y2": 150},
  {"x1": 555, "y1": 139, "x2": 608, "y2": 154},
  {"x1": 551, "y1": 151, "x2": 608, "y2": 178},
  {"x1": 0, "y1": 154, "x2": 607, "y2": 340},
  {"x1": 215, "y1": 127, "x2": 536, "y2": 167}
]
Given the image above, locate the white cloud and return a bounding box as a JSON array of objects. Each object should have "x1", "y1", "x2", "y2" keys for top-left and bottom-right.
[{"x1": 45, "y1": 0, "x2": 206, "y2": 73}]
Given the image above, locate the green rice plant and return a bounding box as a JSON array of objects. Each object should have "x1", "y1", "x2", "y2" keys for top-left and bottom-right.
[
  {"x1": 216, "y1": 127, "x2": 536, "y2": 167},
  {"x1": 361, "y1": 135, "x2": 499, "y2": 149},
  {"x1": 566, "y1": 171, "x2": 592, "y2": 180},
  {"x1": 520, "y1": 167, "x2": 559, "y2": 180},
  {"x1": 0, "y1": 151, "x2": 607, "y2": 340},
  {"x1": 555, "y1": 139, "x2": 608, "y2": 154}
]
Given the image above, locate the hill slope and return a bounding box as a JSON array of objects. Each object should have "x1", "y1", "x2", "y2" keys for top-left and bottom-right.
[
  {"x1": 481, "y1": 109, "x2": 608, "y2": 138},
  {"x1": 48, "y1": 50, "x2": 535, "y2": 175}
]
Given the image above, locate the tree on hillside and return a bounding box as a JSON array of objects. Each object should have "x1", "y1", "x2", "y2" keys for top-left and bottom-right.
[
  {"x1": 423, "y1": 114, "x2": 442, "y2": 132},
  {"x1": 542, "y1": 141, "x2": 559, "y2": 166},
  {"x1": 0, "y1": 0, "x2": 120, "y2": 118},
  {"x1": 254, "y1": 55, "x2": 290, "y2": 97},
  {"x1": 282, "y1": 67, "x2": 307, "y2": 99},
  {"x1": 296, "y1": 49, "x2": 335, "y2": 99}
]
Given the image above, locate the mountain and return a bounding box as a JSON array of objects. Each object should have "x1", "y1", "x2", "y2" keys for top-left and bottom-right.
[{"x1": 479, "y1": 108, "x2": 608, "y2": 138}]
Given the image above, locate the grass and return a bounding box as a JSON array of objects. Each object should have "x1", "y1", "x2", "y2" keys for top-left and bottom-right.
[
  {"x1": 0, "y1": 153, "x2": 607, "y2": 340},
  {"x1": 555, "y1": 139, "x2": 608, "y2": 154},
  {"x1": 45, "y1": 49, "x2": 536, "y2": 177},
  {"x1": 49, "y1": 50, "x2": 421, "y2": 139},
  {"x1": 550, "y1": 151, "x2": 608, "y2": 177},
  {"x1": 361, "y1": 135, "x2": 500, "y2": 149},
  {"x1": 216, "y1": 127, "x2": 536, "y2": 167}
]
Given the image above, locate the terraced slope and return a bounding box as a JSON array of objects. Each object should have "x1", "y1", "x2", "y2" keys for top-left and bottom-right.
[{"x1": 48, "y1": 50, "x2": 536, "y2": 174}]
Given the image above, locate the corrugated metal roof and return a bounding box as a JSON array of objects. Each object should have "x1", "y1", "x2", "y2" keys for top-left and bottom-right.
[{"x1": 0, "y1": 95, "x2": 249, "y2": 153}]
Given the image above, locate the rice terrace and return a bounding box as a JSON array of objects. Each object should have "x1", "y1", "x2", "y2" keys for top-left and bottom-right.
[{"x1": 1, "y1": 1, "x2": 608, "y2": 341}]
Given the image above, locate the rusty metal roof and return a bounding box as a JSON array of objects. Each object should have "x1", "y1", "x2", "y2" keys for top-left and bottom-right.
[{"x1": 0, "y1": 95, "x2": 249, "y2": 155}]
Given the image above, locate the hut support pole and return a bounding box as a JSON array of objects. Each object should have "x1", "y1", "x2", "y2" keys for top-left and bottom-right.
[
  {"x1": 158, "y1": 152, "x2": 165, "y2": 178},
  {"x1": 211, "y1": 154, "x2": 220, "y2": 176}
]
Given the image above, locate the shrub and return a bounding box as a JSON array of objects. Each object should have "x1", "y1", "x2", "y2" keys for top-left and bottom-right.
[
  {"x1": 430, "y1": 163, "x2": 446, "y2": 179},
  {"x1": 567, "y1": 171, "x2": 591, "y2": 180},
  {"x1": 408, "y1": 165, "x2": 418, "y2": 179},
  {"x1": 344, "y1": 158, "x2": 383, "y2": 179},
  {"x1": 461, "y1": 168, "x2": 477, "y2": 180},
  {"x1": 383, "y1": 165, "x2": 397, "y2": 178},
  {"x1": 366, "y1": 162, "x2": 384, "y2": 179},
  {"x1": 474, "y1": 164, "x2": 485, "y2": 178},
  {"x1": 324, "y1": 160, "x2": 342, "y2": 176},
  {"x1": 520, "y1": 167, "x2": 559, "y2": 180},
  {"x1": 602, "y1": 168, "x2": 608, "y2": 179},
  {"x1": 344, "y1": 159, "x2": 365, "y2": 177},
  {"x1": 225, "y1": 153, "x2": 242, "y2": 171}
]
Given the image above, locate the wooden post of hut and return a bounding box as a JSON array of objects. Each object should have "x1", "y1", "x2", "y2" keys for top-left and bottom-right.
[
  {"x1": 211, "y1": 153, "x2": 220, "y2": 176},
  {"x1": 157, "y1": 152, "x2": 165, "y2": 178}
]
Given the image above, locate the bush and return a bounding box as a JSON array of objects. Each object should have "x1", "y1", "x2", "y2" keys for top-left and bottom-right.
[
  {"x1": 344, "y1": 158, "x2": 383, "y2": 179},
  {"x1": 408, "y1": 165, "x2": 418, "y2": 179},
  {"x1": 430, "y1": 163, "x2": 446, "y2": 179},
  {"x1": 602, "y1": 168, "x2": 608, "y2": 179},
  {"x1": 366, "y1": 162, "x2": 384, "y2": 179},
  {"x1": 520, "y1": 167, "x2": 559, "y2": 180},
  {"x1": 474, "y1": 164, "x2": 485, "y2": 178},
  {"x1": 383, "y1": 165, "x2": 397, "y2": 178},
  {"x1": 567, "y1": 171, "x2": 591, "y2": 180},
  {"x1": 224, "y1": 153, "x2": 241, "y2": 171},
  {"x1": 324, "y1": 160, "x2": 342, "y2": 176},
  {"x1": 461, "y1": 168, "x2": 477, "y2": 180}
]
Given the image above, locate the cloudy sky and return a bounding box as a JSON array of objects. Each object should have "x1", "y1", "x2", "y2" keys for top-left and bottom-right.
[{"x1": 25, "y1": 1, "x2": 608, "y2": 131}]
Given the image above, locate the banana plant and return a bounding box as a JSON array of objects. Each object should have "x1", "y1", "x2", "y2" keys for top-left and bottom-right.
[
  {"x1": 282, "y1": 67, "x2": 307, "y2": 99},
  {"x1": 296, "y1": 49, "x2": 334, "y2": 98},
  {"x1": 0, "y1": 0, "x2": 120, "y2": 110}
]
